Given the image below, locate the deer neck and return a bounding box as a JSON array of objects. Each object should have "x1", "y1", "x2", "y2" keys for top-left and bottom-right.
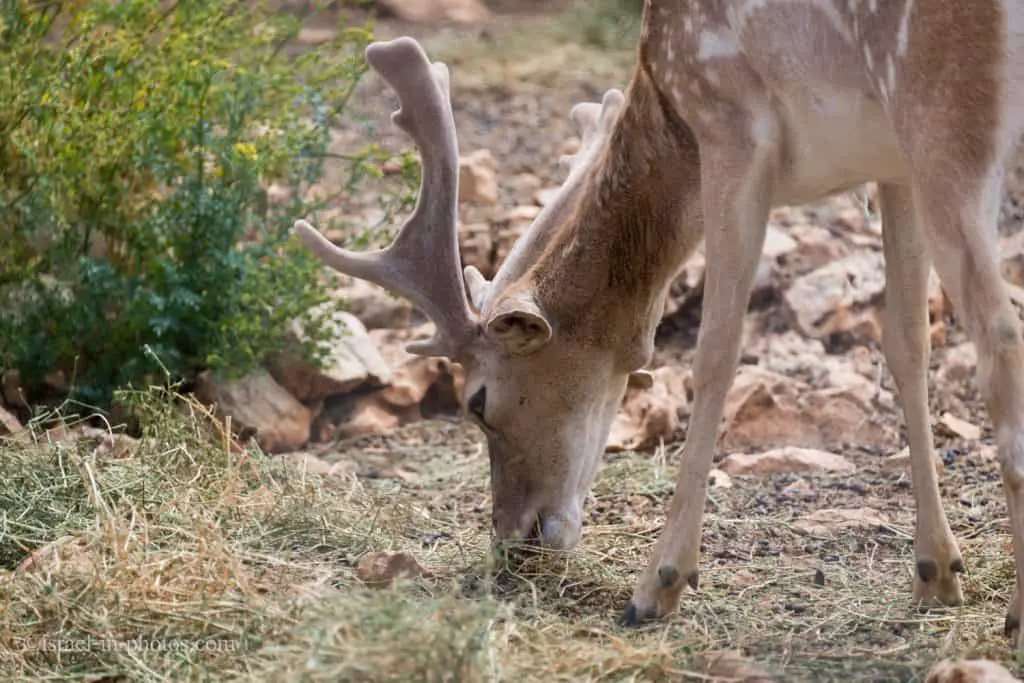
[{"x1": 531, "y1": 63, "x2": 704, "y2": 368}]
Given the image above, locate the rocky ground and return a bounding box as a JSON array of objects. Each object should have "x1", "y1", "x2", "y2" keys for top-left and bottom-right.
[{"x1": 7, "y1": 1, "x2": 1024, "y2": 681}]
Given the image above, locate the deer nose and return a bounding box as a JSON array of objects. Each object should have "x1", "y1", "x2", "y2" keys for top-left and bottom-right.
[
  {"x1": 492, "y1": 506, "x2": 582, "y2": 550},
  {"x1": 537, "y1": 510, "x2": 582, "y2": 550},
  {"x1": 491, "y1": 507, "x2": 540, "y2": 544}
]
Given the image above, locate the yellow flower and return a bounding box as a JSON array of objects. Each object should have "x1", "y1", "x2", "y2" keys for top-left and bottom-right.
[
  {"x1": 40, "y1": 92, "x2": 50, "y2": 106},
  {"x1": 233, "y1": 142, "x2": 258, "y2": 161}
]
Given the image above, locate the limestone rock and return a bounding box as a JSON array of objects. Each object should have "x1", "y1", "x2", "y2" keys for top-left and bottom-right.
[
  {"x1": 793, "y1": 507, "x2": 890, "y2": 536},
  {"x1": 268, "y1": 309, "x2": 391, "y2": 403},
  {"x1": 881, "y1": 447, "x2": 944, "y2": 478},
  {"x1": 784, "y1": 251, "x2": 886, "y2": 339},
  {"x1": 458, "y1": 149, "x2": 499, "y2": 205},
  {"x1": 376, "y1": 0, "x2": 491, "y2": 24},
  {"x1": 606, "y1": 367, "x2": 689, "y2": 452},
  {"x1": 937, "y1": 342, "x2": 977, "y2": 386},
  {"x1": 331, "y1": 276, "x2": 414, "y2": 330},
  {"x1": 937, "y1": 412, "x2": 982, "y2": 441},
  {"x1": 459, "y1": 222, "x2": 495, "y2": 277},
  {"x1": 195, "y1": 369, "x2": 312, "y2": 454},
  {"x1": 719, "y1": 447, "x2": 855, "y2": 476},
  {"x1": 720, "y1": 366, "x2": 894, "y2": 452}
]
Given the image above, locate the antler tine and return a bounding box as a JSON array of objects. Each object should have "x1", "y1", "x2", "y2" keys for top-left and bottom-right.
[
  {"x1": 293, "y1": 37, "x2": 476, "y2": 359},
  {"x1": 558, "y1": 89, "x2": 625, "y2": 177},
  {"x1": 482, "y1": 88, "x2": 627, "y2": 306}
]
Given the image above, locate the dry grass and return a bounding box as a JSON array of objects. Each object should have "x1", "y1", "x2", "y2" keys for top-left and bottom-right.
[{"x1": 1, "y1": 386, "x2": 1023, "y2": 682}]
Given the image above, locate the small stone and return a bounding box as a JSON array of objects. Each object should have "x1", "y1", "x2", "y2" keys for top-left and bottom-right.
[
  {"x1": 925, "y1": 659, "x2": 1021, "y2": 683},
  {"x1": 2, "y1": 369, "x2": 27, "y2": 408},
  {"x1": 331, "y1": 276, "x2": 414, "y2": 330},
  {"x1": 357, "y1": 551, "x2": 428, "y2": 588},
  {"x1": 793, "y1": 507, "x2": 890, "y2": 536},
  {"x1": 930, "y1": 321, "x2": 948, "y2": 348},
  {"x1": 719, "y1": 447, "x2": 855, "y2": 476},
  {"x1": 501, "y1": 204, "x2": 542, "y2": 223},
  {"x1": 296, "y1": 27, "x2": 336, "y2": 45},
  {"x1": 762, "y1": 224, "x2": 798, "y2": 259},
  {"x1": 937, "y1": 413, "x2": 982, "y2": 441},
  {"x1": 781, "y1": 478, "x2": 813, "y2": 497},
  {"x1": 285, "y1": 452, "x2": 354, "y2": 478},
  {"x1": 458, "y1": 149, "x2": 499, "y2": 205},
  {"x1": 376, "y1": 0, "x2": 491, "y2": 24},
  {"x1": 708, "y1": 468, "x2": 733, "y2": 489},
  {"x1": 698, "y1": 650, "x2": 776, "y2": 683},
  {"x1": 938, "y1": 343, "x2": 977, "y2": 385},
  {"x1": 459, "y1": 222, "x2": 495, "y2": 278},
  {"x1": 0, "y1": 405, "x2": 24, "y2": 439},
  {"x1": 882, "y1": 447, "x2": 944, "y2": 477},
  {"x1": 533, "y1": 186, "x2": 562, "y2": 207},
  {"x1": 17, "y1": 536, "x2": 92, "y2": 575}
]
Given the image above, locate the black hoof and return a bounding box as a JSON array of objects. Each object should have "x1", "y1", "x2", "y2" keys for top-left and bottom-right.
[{"x1": 621, "y1": 601, "x2": 657, "y2": 627}]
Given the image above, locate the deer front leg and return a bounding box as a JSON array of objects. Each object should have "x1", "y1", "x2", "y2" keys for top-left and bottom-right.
[
  {"x1": 877, "y1": 183, "x2": 964, "y2": 607},
  {"x1": 623, "y1": 136, "x2": 774, "y2": 624}
]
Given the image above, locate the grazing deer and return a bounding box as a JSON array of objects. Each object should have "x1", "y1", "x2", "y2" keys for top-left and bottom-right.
[{"x1": 294, "y1": 0, "x2": 1024, "y2": 648}]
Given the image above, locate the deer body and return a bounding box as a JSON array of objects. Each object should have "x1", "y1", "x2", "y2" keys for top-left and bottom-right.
[
  {"x1": 619, "y1": 0, "x2": 1024, "y2": 639},
  {"x1": 294, "y1": 0, "x2": 1024, "y2": 650}
]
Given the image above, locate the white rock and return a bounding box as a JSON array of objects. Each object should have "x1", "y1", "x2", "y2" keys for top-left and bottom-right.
[{"x1": 268, "y1": 309, "x2": 392, "y2": 402}]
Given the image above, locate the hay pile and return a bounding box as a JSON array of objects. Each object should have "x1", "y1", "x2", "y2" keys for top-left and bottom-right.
[{"x1": 0, "y1": 387, "x2": 1020, "y2": 682}]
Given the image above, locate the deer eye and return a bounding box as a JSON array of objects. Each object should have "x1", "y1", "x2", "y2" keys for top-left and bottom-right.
[{"x1": 468, "y1": 386, "x2": 487, "y2": 423}]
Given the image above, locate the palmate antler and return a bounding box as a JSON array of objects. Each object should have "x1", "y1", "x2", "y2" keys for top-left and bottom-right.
[
  {"x1": 473, "y1": 86, "x2": 626, "y2": 308},
  {"x1": 293, "y1": 37, "x2": 476, "y2": 358}
]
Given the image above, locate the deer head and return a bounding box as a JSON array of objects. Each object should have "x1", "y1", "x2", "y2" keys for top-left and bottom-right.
[{"x1": 294, "y1": 37, "x2": 678, "y2": 550}]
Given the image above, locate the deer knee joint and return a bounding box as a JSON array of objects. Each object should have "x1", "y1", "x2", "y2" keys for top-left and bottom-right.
[
  {"x1": 993, "y1": 316, "x2": 1021, "y2": 350},
  {"x1": 998, "y1": 431, "x2": 1024, "y2": 489}
]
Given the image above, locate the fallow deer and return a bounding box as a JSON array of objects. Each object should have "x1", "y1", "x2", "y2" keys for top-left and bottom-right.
[{"x1": 293, "y1": 0, "x2": 1024, "y2": 648}]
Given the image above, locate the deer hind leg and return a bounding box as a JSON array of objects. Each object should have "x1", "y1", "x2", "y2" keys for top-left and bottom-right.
[
  {"x1": 623, "y1": 131, "x2": 775, "y2": 624},
  {"x1": 908, "y1": 156, "x2": 1024, "y2": 646},
  {"x1": 877, "y1": 183, "x2": 965, "y2": 607}
]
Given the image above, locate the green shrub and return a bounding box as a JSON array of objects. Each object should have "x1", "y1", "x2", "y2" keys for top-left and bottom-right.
[
  {"x1": 567, "y1": 0, "x2": 645, "y2": 49},
  {"x1": 0, "y1": 0, "x2": 396, "y2": 407}
]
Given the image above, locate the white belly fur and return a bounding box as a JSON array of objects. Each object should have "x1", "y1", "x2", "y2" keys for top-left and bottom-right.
[{"x1": 771, "y1": 84, "x2": 906, "y2": 206}]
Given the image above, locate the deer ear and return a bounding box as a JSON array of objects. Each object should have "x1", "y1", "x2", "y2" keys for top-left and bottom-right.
[{"x1": 485, "y1": 290, "x2": 552, "y2": 356}]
